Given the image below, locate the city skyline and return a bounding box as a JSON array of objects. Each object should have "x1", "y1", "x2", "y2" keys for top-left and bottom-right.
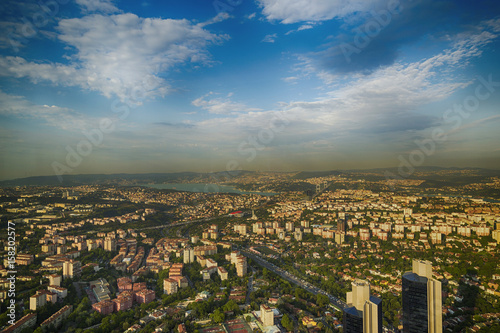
[{"x1": 1, "y1": 0, "x2": 500, "y2": 181}]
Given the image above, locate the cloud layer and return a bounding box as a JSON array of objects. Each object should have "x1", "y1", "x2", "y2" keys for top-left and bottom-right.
[
  {"x1": 0, "y1": 90, "x2": 92, "y2": 131},
  {"x1": 0, "y1": 13, "x2": 229, "y2": 102},
  {"x1": 258, "y1": 0, "x2": 385, "y2": 23}
]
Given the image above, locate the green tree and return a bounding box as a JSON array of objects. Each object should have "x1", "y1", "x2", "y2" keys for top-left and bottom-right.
[
  {"x1": 223, "y1": 299, "x2": 240, "y2": 313},
  {"x1": 316, "y1": 294, "x2": 329, "y2": 308},
  {"x1": 211, "y1": 309, "x2": 225, "y2": 324},
  {"x1": 281, "y1": 314, "x2": 294, "y2": 332}
]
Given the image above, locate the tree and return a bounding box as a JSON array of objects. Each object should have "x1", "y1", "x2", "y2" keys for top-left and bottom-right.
[
  {"x1": 223, "y1": 299, "x2": 240, "y2": 313},
  {"x1": 211, "y1": 309, "x2": 225, "y2": 324},
  {"x1": 263, "y1": 268, "x2": 269, "y2": 279},
  {"x1": 316, "y1": 294, "x2": 329, "y2": 308},
  {"x1": 281, "y1": 314, "x2": 294, "y2": 332}
]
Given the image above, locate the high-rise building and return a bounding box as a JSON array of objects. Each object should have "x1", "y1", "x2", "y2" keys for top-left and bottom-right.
[
  {"x1": 260, "y1": 304, "x2": 274, "y2": 327},
  {"x1": 183, "y1": 248, "x2": 194, "y2": 264},
  {"x1": 30, "y1": 290, "x2": 48, "y2": 310},
  {"x1": 62, "y1": 260, "x2": 81, "y2": 279},
  {"x1": 402, "y1": 260, "x2": 442, "y2": 333},
  {"x1": 163, "y1": 278, "x2": 178, "y2": 295},
  {"x1": 234, "y1": 224, "x2": 248, "y2": 235},
  {"x1": 104, "y1": 237, "x2": 116, "y2": 251},
  {"x1": 343, "y1": 279, "x2": 382, "y2": 333},
  {"x1": 335, "y1": 232, "x2": 345, "y2": 244},
  {"x1": 338, "y1": 212, "x2": 348, "y2": 234},
  {"x1": 217, "y1": 266, "x2": 228, "y2": 280},
  {"x1": 235, "y1": 255, "x2": 247, "y2": 277},
  {"x1": 48, "y1": 274, "x2": 62, "y2": 287}
]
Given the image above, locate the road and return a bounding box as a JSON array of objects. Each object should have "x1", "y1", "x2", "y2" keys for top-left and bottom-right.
[
  {"x1": 240, "y1": 248, "x2": 346, "y2": 310},
  {"x1": 245, "y1": 266, "x2": 257, "y2": 305},
  {"x1": 143, "y1": 216, "x2": 213, "y2": 231}
]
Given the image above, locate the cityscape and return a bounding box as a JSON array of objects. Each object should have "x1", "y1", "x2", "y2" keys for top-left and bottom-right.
[
  {"x1": 0, "y1": 169, "x2": 500, "y2": 332},
  {"x1": 1, "y1": 0, "x2": 500, "y2": 333}
]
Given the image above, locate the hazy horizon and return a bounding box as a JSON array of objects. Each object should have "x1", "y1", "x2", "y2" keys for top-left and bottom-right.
[
  {"x1": 3, "y1": 165, "x2": 500, "y2": 183},
  {"x1": 1, "y1": 0, "x2": 500, "y2": 181}
]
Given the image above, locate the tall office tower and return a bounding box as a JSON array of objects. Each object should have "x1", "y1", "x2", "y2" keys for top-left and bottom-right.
[
  {"x1": 343, "y1": 279, "x2": 382, "y2": 333},
  {"x1": 402, "y1": 260, "x2": 442, "y2": 333}
]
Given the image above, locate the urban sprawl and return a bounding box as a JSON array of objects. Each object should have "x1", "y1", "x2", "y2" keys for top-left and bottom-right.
[{"x1": 1, "y1": 171, "x2": 500, "y2": 333}]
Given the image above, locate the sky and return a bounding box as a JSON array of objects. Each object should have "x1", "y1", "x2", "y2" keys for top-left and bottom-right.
[{"x1": 0, "y1": 0, "x2": 500, "y2": 181}]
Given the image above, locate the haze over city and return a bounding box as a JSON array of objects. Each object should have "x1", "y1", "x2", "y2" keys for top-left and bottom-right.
[{"x1": 1, "y1": 0, "x2": 500, "y2": 181}]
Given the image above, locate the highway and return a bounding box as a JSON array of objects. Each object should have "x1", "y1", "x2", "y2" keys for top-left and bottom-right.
[
  {"x1": 145, "y1": 215, "x2": 347, "y2": 310},
  {"x1": 239, "y1": 248, "x2": 346, "y2": 310},
  {"x1": 143, "y1": 217, "x2": 212, "y2": 231}
]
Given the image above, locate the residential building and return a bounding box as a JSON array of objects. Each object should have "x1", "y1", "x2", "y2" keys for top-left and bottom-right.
[
  {"x1": 164, "y1": 278, "x2": 178, "y2": 295},
  {"x1": 40, "y1": 305, "x2": 72, "y2": 330},
  {"x1": 218, "y1": 266, "x2": 228, "y2": 280},
  {"x1": 92, "y1": 300, "x2": 114, "y2": 315},
  {"x1": 48, "y1": 274, "x2": 61, "y2": 287},
  {"x1": 260, "y1": 304, "x2": 274, "y2": 327},
  {"x1": 235, "y1": 255, "x2": 247, "y2": 277},
  {"x1": 104, "y1": 237, "x2": 117, "y2": 251},
  {"x1": 183, "y1": 248, "x2": 194, "y2": 264},
  {"x1": 135, "y1": 289, "x2": 155, "y2": 304},
  {"x1": 30, "y1": 290, "x2": 48, "y2": 310},
  {"x1": 1, "y1": 313, "x2": 37, "y2": 333},
  {"x1": 62, "y1": 260, "x2": 81, "y2": 279}
]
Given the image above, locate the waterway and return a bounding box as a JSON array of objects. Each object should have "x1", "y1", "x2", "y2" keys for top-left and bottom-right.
[{"x1": 140, "y1": 183, "x2": 277, "y2": 196}]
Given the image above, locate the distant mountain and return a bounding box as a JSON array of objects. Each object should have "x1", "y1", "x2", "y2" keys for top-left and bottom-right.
[
  {"x1": 345, "y1": 166, "x2": 500, "y2": 188},
  {"x1": 1, "y1": 167, "x2": 498, "y2": 187},
  {"x1": 0, "y1": 171, "x2": 254, "y2": 187}
]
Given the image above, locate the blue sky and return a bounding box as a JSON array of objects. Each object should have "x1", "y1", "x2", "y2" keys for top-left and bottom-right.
[{"x1": 1, "y1": 0, "x2": 500, "y2": 181}]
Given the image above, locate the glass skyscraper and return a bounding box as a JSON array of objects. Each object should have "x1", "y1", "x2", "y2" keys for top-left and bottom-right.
[{"x1": 402, "y1": 260, "x2": 442, "y2": 333}]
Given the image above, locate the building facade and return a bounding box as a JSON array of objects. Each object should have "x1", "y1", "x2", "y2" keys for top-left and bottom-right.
[
  {"x1": 402, "y1": 260, "x2": 442, "y2": 333},
  {"x1": 343, "y1": 279, "x2": 382, "y2": 333}
]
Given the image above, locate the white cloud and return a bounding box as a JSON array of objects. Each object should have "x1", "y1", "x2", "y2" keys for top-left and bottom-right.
[
  {"x1": 262, "y1": 33, "x2": 278, "y2": 43},
  {"x1": 75, "y1": 0, "x2": 119, "y2": 13},
  {"x1": 298, "y1": 24, "x2": 314, "y2": 31},
  {"x1": 0, "y1": 13, "x2": 229, "y2": 102},
  {"x1": 295, "y1": 21, "x2": 499, "y2": 87},
  {"x1": 186, "y1": 26, "x2": 498, "y2": 157},
  {"x1": 282, "y1": 76, "x2": 299, "y2": 83},
  {"x1": 257, "y1": 0, "x2": 384, "y2": 24},
  {"x1": 285, "y1": 23, "x2": 315, "y2": 35},
  {"x1": 0, "y1": 90, "x2": 94, "y2": 131},
  {"x1": 192, "y1": 92, "x2": 261, "y2": 114}
]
